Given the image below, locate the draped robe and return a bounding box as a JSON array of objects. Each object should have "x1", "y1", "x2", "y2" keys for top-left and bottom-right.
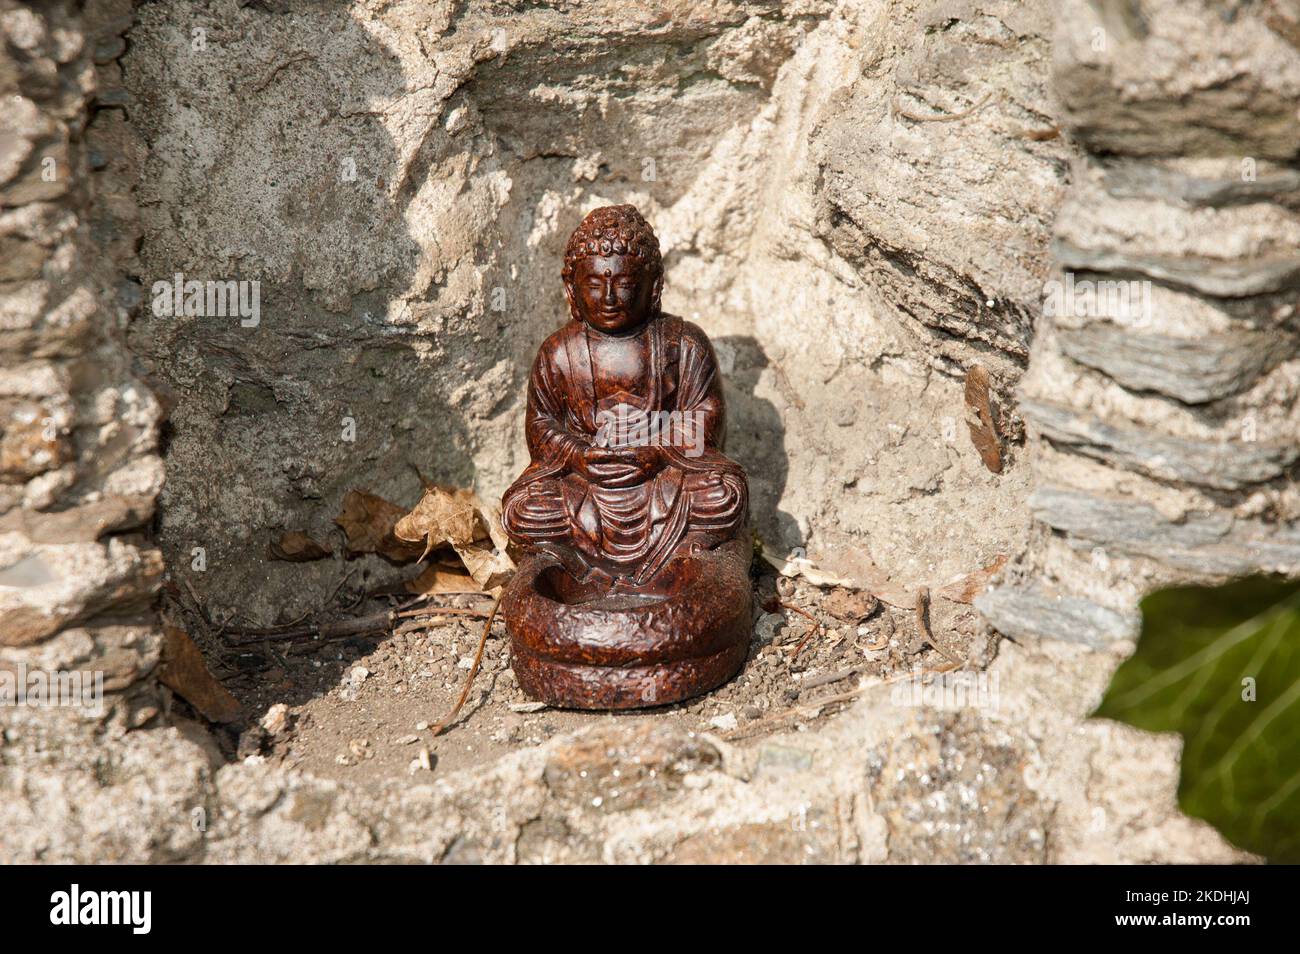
[{"x1": 502, "y1": 313, "x2": 748, "y2": 586}]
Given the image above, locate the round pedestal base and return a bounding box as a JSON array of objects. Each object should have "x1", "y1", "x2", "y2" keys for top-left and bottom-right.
[{"x1": 501, "y1": 537, "x2": 753, "y2": 710}]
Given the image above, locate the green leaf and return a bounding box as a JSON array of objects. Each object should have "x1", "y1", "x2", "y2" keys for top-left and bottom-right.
[{"x1": 1093, "y1": 575, "x2": 1300, "y2": 862}]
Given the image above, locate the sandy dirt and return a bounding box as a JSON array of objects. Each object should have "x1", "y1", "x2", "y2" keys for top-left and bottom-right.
[{"x1": 175, "y1": 564, "x2": 988, "y2": 787}]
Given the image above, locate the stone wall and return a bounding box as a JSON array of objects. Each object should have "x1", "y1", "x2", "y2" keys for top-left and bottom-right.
[
  {"x1": 2, "y1": 0, "x2": 1279, "y2": 863},
  {"x1": 979, "y1": 0, "x2": 1300, "y2": 647},
  {"x1": 121, "y1": 0, "x2": 1063, "y2": 623},
  {"x1": 0, "y1": 0, "x2": 214, "y2": 862}
]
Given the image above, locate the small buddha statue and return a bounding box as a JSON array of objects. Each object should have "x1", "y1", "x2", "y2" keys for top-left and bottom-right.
[
  {"x1": 501, "y1": 204, "x2": 748, "y2": 587},
  {"x1": 500, "y1": 204, "x2": 753, "y2": 709}
]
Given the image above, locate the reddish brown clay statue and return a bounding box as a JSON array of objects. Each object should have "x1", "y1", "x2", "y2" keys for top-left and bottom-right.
[{"x1": 500, "y1": 204, "x2": 752, "y2": 709}]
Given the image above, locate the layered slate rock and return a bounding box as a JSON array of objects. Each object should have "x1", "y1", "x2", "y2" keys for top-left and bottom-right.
[
  {"x1": 982, "y1": 0, "x2": 1300, "y2": 650},
  {"x1": 0, "y1": 0, "x2": 214, "y2": 864},
  {"x1": 1052, "y1": 0, "x2": 1300, "y2": 161},
  {"x1": 811, "y1": 0, "x2": 1071, "y2": 384}
]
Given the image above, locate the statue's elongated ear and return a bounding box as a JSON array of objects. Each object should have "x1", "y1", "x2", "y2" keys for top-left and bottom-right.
[
  {"x1": 563, "y1": 277, "x2": 581, "y2": 323},
  {"x1": 651, "y1": 272, "x2": 664, "y2": 311}
]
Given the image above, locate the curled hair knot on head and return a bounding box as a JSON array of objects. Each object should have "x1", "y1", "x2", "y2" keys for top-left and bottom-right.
[{"x1": 561, "y1": 204, "x2": 663, "y2": 289}]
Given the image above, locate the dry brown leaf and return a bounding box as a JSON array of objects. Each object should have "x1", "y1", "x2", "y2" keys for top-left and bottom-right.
[
  {"x1": 394, "y1": 484, "x2": 515, "y2": 586},
  {"x1": 935, "y1": 554, "x2": 1008, "y2": 604},
  {"x1": 822, "y1": 587, "x2": 881, "y2": 622},
  {"x1": 268, "y1": 530, "x2": 330, "y2": 562},
  {"x1": 761, "y1": 551, "x2": 855, "y2": 587},
  {"x1": 405, "y1": 564, "x2": 481, "y2": 595},
  {"x1": 159, "y1": 624, "x2": 243, "y2": 723},
  {"x1": 793, "y1": 546, "x2": 1006, "y2": 611},
  {"x1": 335, "y1": 489, "x2": 422, "y2": 562},
  {"x1": 479, "y1": 500, "x2": 512, "y2": 556},
  {"x1": 453, "y1": 539, "x2": 514, "y2": 590},
  {"x1": 811, "y1": 547, "x2": 915, "y2": 608},
  {"x1": 393, "y1": 484, "x2": 481, "y2": 561},
  {"x1": 964, "y1": 364, "x2": 1003, "y2": 474}
]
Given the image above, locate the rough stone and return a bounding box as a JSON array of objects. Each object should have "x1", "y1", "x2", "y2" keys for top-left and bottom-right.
[
  {"x1": 1021, "y1": 397, "x2": 1298, "y2": 491},
  {"x1": 1052, "y1": 0, "x2": 1300, "y2": 161},
  {"x1": 1055, "y1": 324, "x2": 1296, "y2": 406},
  {"x1": 1031, "y1": 485, "x2": 1300, "y2": 578},
  {"x1": 975, "y1": 583, "x2": 1139, "y2": 649},
  {"x1": 0, "y1": 0, "x2": 1273, "y2": 866}
]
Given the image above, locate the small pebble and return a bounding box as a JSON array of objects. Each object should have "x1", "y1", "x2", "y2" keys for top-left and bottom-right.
[
  {"x1": 408, "y1": 748, "x2": 433, "y2": 774},
  {"x1": 260, "y1": 703, "x2": 290, "y2": 735}
]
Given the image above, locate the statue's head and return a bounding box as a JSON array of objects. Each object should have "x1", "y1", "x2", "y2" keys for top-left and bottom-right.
[{"x1": 561, "y1": 204, "x2": 663, "y2": 334}]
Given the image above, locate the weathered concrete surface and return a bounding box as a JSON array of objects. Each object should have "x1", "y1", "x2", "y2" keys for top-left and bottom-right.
[
  {"x1": 1, "y1": 0, "x2": 1271, "y2": 864},
  {"x1": 121, "y1": 0, "x2": 1051, "y2": 624},
  {"x1": 813, "y1": 0, "x2": 1070, "y2": 384},
  {"x1": 192, "y1": 639, "x2": 1243, "y2": 864}
]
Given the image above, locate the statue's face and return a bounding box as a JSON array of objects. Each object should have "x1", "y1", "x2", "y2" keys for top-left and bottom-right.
[{"x1": 569, "y1": 254, "x2": 657, "y2": 334}]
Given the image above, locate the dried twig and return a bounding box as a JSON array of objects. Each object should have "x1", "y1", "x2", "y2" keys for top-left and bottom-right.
[
  {"x1": 724, "y1": 687, "x2": 863, "y2": 741},
  {"x1": 798, "y1": 666, "x2": 862, "y2": 693},
  {"x1": 893, "y1": 91, "x2": 994, "y2": 123},
  {"x1": 181, "y1": 578, "x2": 211, "y2": 625},
  {"x1": 396, "y1": 604, "x2": 488, "y2": 621},
  {"x1": 915, "y1": 586, "x2": 964, "y2": 665},
  {"x1": 769, "y1": 600, "x2": 818, "y2": 627},
  {"x1": 324, "y1": 565, "x2": 358, "y2": 606},
  {"x1": 430, "y1": 591, "x2": 503, "y2": 737},
  {"x1": 723, "y1": 662, "x2": 963, "y2": 742},
  {"x1": 789, "y1": 621, "x2": 825, "y2": 661},
  {"x1": 221, "y1": 603, "x2": 490, "y2": 646},
  {"x1": 275, "y1": 566, "x2": 358, "y2": 631},
  {"x1": 762, "y1": 597, "x2": 825, "y2": 661},
  {"x1": 392, "y1": 608, "x2": 489, "y2": 637}
]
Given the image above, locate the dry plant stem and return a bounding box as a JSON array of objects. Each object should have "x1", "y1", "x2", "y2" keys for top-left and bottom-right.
[
  {"x1": 395, "y1": 604, "x2": 488, "y2": 620},
  {"x1": 894, "y1": 91, "x2": 993, "y2": 123},
  {"x1": 222, "y1": 604, "x2": 491, "y2": 645},
  {"x1": 778, "y1": 600, "x2": 818, "y2": 625},
  {"x1": 724, "y1": 661, "x2": 963, "y2": 742},
  {"x1": 789, "y1": 621, "x2": 825, "y2": 660},
  {"x1": 769, "y1": 599, "x2": 823, "y2": 661},
  {"x1": 181, "y1": 578, "x2": 210, "y2": 625},
  {"x1": 391, "y1": 608, "x2": 491, "y2": 636},
  {"x1": 915, "y1": 586, "x2": 964, "y2": 665},
  {"x1": 430, "y1": 591, "x2": 503, "y2": 737},
  {"x1": 222, "y1": 613, "x2": 393, "y2": 644},
  {"x1": 798, "y1": 666, "x2": 862, "y2": 693}
]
